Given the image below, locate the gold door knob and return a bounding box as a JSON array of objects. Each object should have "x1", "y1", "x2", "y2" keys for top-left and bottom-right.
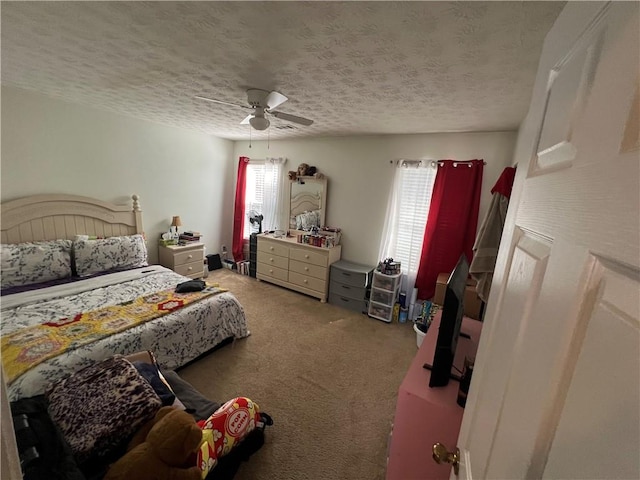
[{"x1": 432, "y1": 443, "x2": 460, "y2": 475}]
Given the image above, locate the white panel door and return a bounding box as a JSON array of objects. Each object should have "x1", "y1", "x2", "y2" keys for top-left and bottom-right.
[{"x1": 453, "y1": 2, "x2": 640, "y2": 479}]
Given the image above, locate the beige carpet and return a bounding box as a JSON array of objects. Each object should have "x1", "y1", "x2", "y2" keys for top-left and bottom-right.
[{"x1": 178, "y1": 268, "x2": 418, "y2": 480}]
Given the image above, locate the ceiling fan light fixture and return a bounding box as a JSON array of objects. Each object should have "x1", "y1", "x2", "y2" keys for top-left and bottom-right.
[{"x1": 249, "y1": 115, "x2": 270, "y2": 130}]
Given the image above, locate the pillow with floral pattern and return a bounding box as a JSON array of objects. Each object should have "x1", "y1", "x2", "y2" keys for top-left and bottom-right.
[
  {"x1": 74, "y1": 234, "x2": 148, "y2": 277},
  {"x1": 1, "y1": 239, "x2": 73, "y2": 288},
  {"x1": 295, "y1": 210, "x2": 321, "y2": 230}
]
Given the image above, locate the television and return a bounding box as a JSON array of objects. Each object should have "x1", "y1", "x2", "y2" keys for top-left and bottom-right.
[{"x1": 426, "y1": 254, "x2": 470, "y2": 388}]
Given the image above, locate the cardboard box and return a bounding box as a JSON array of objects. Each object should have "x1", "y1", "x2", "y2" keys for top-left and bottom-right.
[{"x1": 433, "y1": 272, "x2": 483, "y2": 320}]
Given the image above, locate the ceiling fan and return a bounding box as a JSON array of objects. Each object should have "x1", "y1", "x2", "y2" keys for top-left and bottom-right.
[{"x1": 195, "y1": 89, "x2": 314, "y2": 131}]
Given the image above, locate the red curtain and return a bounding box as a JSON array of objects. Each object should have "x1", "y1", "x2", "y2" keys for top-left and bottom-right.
[
  {"x1": 415, "y1": 159, "x2": 484, "y2": 300},
  {"x1": 232, "y1": 156, "x2": 249, "y2": 262}
]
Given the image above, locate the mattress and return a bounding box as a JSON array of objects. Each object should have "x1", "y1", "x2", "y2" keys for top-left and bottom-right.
[{"x1": 1, "y1": 265, "x2": 248, "y2": 400}]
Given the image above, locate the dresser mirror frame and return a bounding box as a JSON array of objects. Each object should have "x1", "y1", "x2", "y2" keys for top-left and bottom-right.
[{"x1": 286, "y1": 176, "x2": 328, "y2": 231}]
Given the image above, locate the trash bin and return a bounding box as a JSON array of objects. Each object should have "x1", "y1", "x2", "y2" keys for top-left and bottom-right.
[{"x1": 206, "y1": 254, "x2": 222, "y2": 270}]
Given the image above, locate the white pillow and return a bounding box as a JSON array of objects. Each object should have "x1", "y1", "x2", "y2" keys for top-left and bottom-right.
[
  {"x1": 295, "y1": 210, "x2": 321, "y2": 230},
  {"x1": 1, "y1": 239, "x2": 73, "y2": 288},
  {"x1": 73, "y1": 234, "x2": 148, "y2": 277}
]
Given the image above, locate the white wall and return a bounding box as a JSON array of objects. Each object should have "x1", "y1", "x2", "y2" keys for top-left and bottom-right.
[
  {"x1": 1, "y1": 87, "x2": 235, "y2": 263},
  {"x1": 234, "y1": 132, "x2": 517, "y2": 266},
  {"x1": 1, "y1": 87, "x2": 517, "y2": 268}
]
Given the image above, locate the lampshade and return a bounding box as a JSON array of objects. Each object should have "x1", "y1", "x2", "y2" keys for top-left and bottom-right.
[
  {"x1": 249, "y1": 115, "x2": 270, "y2": 131},
  {"x1": 171, "y1": 216, "x2": 182, "y2": 227}
]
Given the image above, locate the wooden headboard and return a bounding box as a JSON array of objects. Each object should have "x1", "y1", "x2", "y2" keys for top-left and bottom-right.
[{"x1": 1, "y1": 194, "x2": 143, "y2": 244}]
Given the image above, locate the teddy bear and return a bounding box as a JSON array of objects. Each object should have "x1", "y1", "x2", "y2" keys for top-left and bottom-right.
[
  {"x1": 103, "y1": 406, "x2": 202, "y2": 480},
  {"x1": 287, "y1": 170, "x2": 297, "y2": 181},
  {"x1": 297, "y1": 163, "x2": 319, "y2": 177}
]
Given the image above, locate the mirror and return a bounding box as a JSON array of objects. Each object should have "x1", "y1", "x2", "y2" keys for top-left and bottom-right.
[{"x1": 287, "y1": 176, "x2": 328, "y2": 230}]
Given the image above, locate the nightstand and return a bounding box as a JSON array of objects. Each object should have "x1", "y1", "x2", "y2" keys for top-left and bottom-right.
[{"x1": 158, "y1": 243, "x2": 205, "y2": 279}]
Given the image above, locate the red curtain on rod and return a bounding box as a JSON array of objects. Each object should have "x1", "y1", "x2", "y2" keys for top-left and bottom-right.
[
  {"x1": 232, "y1": 156, "x2": 250, "y2": 262},
  {"x1": 415, "y1": 159, "x2": 484, "y2": 300}
]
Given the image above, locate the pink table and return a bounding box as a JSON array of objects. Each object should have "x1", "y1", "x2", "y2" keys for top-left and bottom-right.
[{"x1": 386, "y1": 312, "x2": 483, "y2": 480}]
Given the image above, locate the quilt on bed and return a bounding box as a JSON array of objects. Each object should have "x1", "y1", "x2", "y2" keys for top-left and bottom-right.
[{"x1": 1, "y1": 266, "x2": 248, "y2": 401}]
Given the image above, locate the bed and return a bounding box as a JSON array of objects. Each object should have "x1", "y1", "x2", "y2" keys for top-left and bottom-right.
[{"x1": 0, "y1": 194, "x2": 248, "y2": 401}]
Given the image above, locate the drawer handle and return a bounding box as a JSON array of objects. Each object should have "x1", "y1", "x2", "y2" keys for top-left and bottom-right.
[
  {"x1": 269, "y1": 269, "x2": 273, "y2": 273},
  {"x1": 304, "y1": 267, "x2": 309, "y2": 271},
  {"x1": 341, "y1": 285, "x2": 351, "y2": 290},
  {"x1": 342, "y1": 272, "x2": 351, "y2": 276},
  {"x1": 341, "y1": 297, "x2": 350, "y2": 302},
  {"x1": 303, "y1": 279, "x2": 308, "y2": 284},
  {"x1": 270, "y1": 258, "x2": 274, "y2": 262},
  {"x1": 304, "y1": 254, "x2": 309, "y2": 259},
  {"x1": 270, "y1": 247, "x2": 274, "y2": 250},
  {"x1": 188, "y1": 266, "x2": 192, "y2": 271},
  {"x1": 187, "y1": 254, "x2": 193, "y2": 259}
]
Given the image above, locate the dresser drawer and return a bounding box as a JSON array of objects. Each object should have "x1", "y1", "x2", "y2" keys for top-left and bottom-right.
[
  {"x1": 257, "y1": 251, "x2": 289, "y2": 270},
  {"x1": 289, "y1": 247, "x2": 327, "y2": 267},
  {"x1": 175, "y1": 260, "x2": 204, "y2": 278},
  {"x1": 330, "y1": 261, "x2": 373, "y2": 288},
  {"x1": 288, "y1": 271, "x2": 326, "y2": 293},
  {"x1": 289, "y1": 259, "x2": 327, "y2": 280},
  {"x1": 329, "y1": 280, "x2": 367, "y2": 302},
  {"x1": 258, "y1": 239, "x2": 289, "y2": 258},
  {"x1": 257, "y1": 262, "x2": 289, "y2": 282},
  {"x1": 329, "y1": 292, "x2": 367, "y2": 313},
  {"x1": 173, "y1": 248, "x2": 204, "y2": 266}
]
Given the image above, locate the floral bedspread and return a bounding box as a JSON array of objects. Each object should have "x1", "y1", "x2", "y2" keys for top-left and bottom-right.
[{"x1": 1, "y1": 267, "x2": 248, "y2": 401}]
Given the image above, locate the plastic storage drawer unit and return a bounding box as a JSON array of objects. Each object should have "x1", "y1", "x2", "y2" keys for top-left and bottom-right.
[{"x1": 328, "y1": 260, "x2": 374, "y2": 313}]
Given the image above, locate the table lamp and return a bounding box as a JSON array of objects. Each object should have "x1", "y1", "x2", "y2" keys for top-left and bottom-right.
[{"x1": 171, "y1": 216, "x2": 182, "y2": 239}]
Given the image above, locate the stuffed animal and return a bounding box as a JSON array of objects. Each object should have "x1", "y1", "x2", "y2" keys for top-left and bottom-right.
[
  {"x1": 104, "y1": 406, "x2": 202, "y2": 480},
  {"x1": 297, "y1": 163, "x2": 310, "y2": 177},
  {"x1": 288, "y1": 170, "x2": 297, "y2": 181},
  {"x1": 297, "y1": 163, "x2": 319, "y2": 178}
]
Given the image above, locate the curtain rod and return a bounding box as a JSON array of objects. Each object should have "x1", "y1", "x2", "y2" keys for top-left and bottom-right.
[{"x1": 395, "y1": 159, "x2": 486, "y2": 168}]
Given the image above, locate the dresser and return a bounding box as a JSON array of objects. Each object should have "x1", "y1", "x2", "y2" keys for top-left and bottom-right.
[
  {"x1": 158, "y1": 243, "x2": 205, "y2": 279},
  {"x1": 328, "y1": 260, "x2": 374, "y2": 313},
  {"x1": 256, "y1": 234, "x2": 341, "y2": 302}
]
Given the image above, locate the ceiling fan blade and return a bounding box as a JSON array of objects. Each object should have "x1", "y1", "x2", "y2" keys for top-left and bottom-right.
[
  {"x1": 240, "y1": 114, "x2": 253, "y2": 125},
  {"x1": 194, "y1": 95, "x2": 250, "y2": 110},
  {"x1": 265, "y1": 91, "x2": 288, "y2": 110},
  {"x1": 269, "y1": 110, "x2": 314, "y2": 126}
]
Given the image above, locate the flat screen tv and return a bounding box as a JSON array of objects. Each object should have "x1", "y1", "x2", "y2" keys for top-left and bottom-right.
[{"x1": 426, "y1": 254, "x2": 469, "y2": 388}]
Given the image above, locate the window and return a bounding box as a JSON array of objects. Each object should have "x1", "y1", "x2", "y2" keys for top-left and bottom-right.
[
  {"x1": 379, "y1": 161, "x2": 437, "y2": 292},
  {"x1": 243, "y1": 158, "x2": 287, "y2": 238}
]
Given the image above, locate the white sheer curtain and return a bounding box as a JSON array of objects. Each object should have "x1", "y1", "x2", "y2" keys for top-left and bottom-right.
[
  {"x1": 262, "y1": 157, "x2": 287, "y2": 231},
  {"x1": 378, "y1": 160, "x2": 437, "y2": 293}
]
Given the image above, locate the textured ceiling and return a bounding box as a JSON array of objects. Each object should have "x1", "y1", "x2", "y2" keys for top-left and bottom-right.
[{"x1": 1, "y1": 1, "x2": 565, "y2": 140}]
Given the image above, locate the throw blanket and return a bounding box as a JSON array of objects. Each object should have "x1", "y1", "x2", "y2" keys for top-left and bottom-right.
[{"x1": 1, "y1": 284, "x2": 227, "y2": 384}]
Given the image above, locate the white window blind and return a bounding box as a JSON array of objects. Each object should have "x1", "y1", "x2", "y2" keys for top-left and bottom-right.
[
  {"x1": 379, "y1": 161, "x2": 437, "y2": 292},
  {"x1": 243, "y1": 158, "x2": 286, "y2": 238}
]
